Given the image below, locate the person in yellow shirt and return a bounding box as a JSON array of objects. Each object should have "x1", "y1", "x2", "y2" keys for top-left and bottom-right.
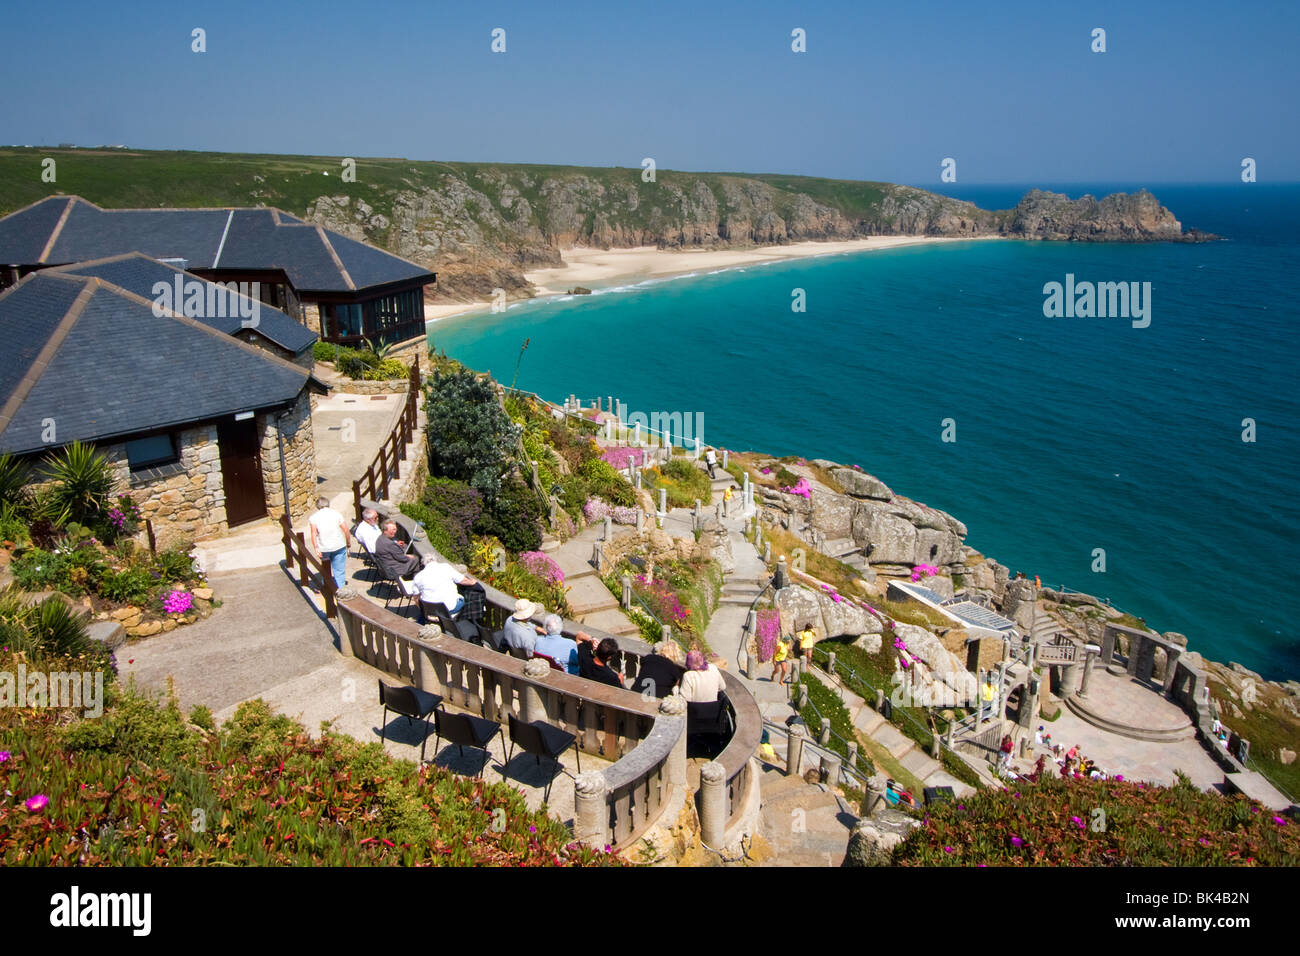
[
  {"x1": 771, "y1": 633, "x2": 791, "y2": 685},
  {"x1": 796, "y1": 622, "x2": 816, "y2": 668}
]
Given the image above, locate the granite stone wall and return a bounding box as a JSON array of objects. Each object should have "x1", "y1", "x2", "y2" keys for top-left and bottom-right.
[
  {"x1": 257, "y1": 389, "x2": 316, "y2": 521},
  {"x1": 103, "y1": 425, "x2": 228, "y2": 547}
]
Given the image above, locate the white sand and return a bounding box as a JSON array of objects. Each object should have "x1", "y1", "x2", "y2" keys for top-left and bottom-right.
[{"x1": 424, "y1": 236, "x2": 994, "y2": 323}]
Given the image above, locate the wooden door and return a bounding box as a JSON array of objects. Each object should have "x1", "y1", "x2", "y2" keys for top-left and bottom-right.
[{"x1": 218, "y1": 418, "x2": 268, "y2": 527}]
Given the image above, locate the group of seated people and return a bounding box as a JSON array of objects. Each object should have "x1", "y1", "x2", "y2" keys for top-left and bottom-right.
[{"x1": 352, "y1": 506, "x2": 729, "y2": 705}]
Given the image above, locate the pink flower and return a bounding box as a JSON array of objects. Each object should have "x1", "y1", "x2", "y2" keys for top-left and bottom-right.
[
  {"x1": 0, "y1": 751, "x2": 10, "y2": 764},
  {"x1": 943, "y1": 846, "x2": 954, "y2": 853},
  {"x1": 1010, "y1": 836, "x2": 1024, "y2": 847},
  {"x1": 24, "y1": 794, "x2": 49, "y2": 812},
  {"x1": 1070, "y1": 816, "x2": 1085, "y2": 829},
  {"x1": 1273, "y1": 816, "x2": 1288, "y2": 826},
  {"x1": 1114, "y1": 775, "x2": 1124, "y2": 782}
]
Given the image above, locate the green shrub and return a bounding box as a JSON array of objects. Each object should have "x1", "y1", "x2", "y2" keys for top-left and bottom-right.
[
  {"x1": 42, "y1": 441, "x2": 114, "y2": 525},
  {"x1": 312, "y1": 341, "x2": 345, "y2": 363},
  {"x1": 0, "y1": 452, "x2": 30, "y2": 512},
  {"x1": 474, "y1": 479, "x2": 544, "y2": 554},
  {"x1": 97, "y1": 566, "x2": 157, "y2": 605},
  {"x1": 399, "y1": 502, "x2": 463, "y2": 562},
  {"x1": 363, "y1": 358, "x2": 409, "y2": 380},
  {"x1": 425, "y1": 368, "x2": 521, "y2": 499},
  {"x1": 578, "y1": 458, "x2": 635, "y2": 507},
  {"x1": 154, "y1": 546, "x2": 197, "y2": 583},
  {"x1": 645, "y1": 458, "x2": 712, "y2": 508}
]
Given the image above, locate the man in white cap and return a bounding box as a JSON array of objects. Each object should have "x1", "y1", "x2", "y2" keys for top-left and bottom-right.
[{"x1": 503, "y1": 599, "x2": 544, "y2": 655}]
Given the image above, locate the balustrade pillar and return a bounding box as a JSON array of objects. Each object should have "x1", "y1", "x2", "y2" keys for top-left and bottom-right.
[
  {"x1": 520, "y1": 658, "x2": 550, "y2": 723},
  {"x1": 846, "y1": 741, "x2": 859, "y2": 770},
  {"x1": 785, "y1": 723, "x2": 807, "y2": 777},
  {"x1": 820, "y1": 752, "x2": 842, "y2": 789},
  {"x1": 819, "y1": 717, "x2": 831, "y2": 746},
  {"x1": 699, "y1": 761, "x2": 727, "y2": 849},
  {"x1": 798, "y1": 683, "x2": 810, "y2": 710},
  {"x1": 861, "y1": 773, "x2": 888, "y2": 818},
  {"x1": 659, "y1": 695, "x2": 688, "y2": 789},
  {"x1": 574, "y1": 773, "x2": 609, "y2": 848}
]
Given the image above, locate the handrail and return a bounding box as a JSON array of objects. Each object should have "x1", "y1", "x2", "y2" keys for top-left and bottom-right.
[
  {"x1": 335, "y1": 592, "x2": 678, "y2": 850},
  {"x1": 280, "y1": 513, "x2": 337, "y2": 617},
  {"x1": 351, "y1": 354, "x2": 421, "y2": 523},
  {"x1": 715, "y1": 670, "x2": 763, "y2": 831},
  {"x1": 737, "y1": 581, "x2": 774, "y2": 672}
]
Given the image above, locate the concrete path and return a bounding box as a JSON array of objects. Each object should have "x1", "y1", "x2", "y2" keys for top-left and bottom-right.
[
  {"x1": 116, "y1": 562, "x2": 598, "y2": 823},
  {"x1": 547, "y1": 523, "x2": 639, "y2": 638}
]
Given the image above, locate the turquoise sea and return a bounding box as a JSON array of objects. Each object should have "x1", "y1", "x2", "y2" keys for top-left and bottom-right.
[{"x1": 427, "y1": 183, "x2": 1300, "y2": 681}]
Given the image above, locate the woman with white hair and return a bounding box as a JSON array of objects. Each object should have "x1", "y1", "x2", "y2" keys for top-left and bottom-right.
[{"x1": 534, "y1": 613, "x2": 580, "y2": 674}]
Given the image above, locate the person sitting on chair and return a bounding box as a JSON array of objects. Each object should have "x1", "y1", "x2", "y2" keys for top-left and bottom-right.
[
  {"x1": 533, "y1": 613, "x2": 580, "y2": 674},
  {"x1": 680, "y1": 649, "x2": 726, "y2": 703},
  {"x1": 413, "y1": 554, "x2": 476, "y2": 624},
  {"x1": 631, "y1": 640, "x2": 685, "y2": 698},
  {"x1": 355, "y1": 507, "x2": 382, "y2": 556},
  {"x1": 503, "y1": 599, "x2": 544, "y2": 655},
  {"x1": 374, "y1": 519, "x2": 419, "y2": 581},
  {"x1": 576, "y1": 632, "x2": 623, "y2": 687}
]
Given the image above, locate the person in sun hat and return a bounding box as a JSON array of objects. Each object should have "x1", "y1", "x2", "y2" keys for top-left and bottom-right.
[{"x1": 503, "y1": 598, "x2": 544, "y2": 655}]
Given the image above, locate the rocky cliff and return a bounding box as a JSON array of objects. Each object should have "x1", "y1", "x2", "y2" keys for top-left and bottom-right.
[{"x1": 304, "y1": 168, "x2": 1213, "y2": 301}]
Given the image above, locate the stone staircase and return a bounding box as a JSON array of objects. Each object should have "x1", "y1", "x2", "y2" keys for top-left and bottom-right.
[
  {"x1": 820, "y1": 536, "x2": 869, "y2": 573},
  {"x1": 755, "y1": 765, "x2": 856, "y2": 866},
  {"x1": 719, "y1": 574, "x2": 770, "y2": 607},
  {"x1": 547, "y1": 525, "x2": 640, "y2": 638}
]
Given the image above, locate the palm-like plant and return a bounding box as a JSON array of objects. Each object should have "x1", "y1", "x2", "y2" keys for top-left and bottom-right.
[
  {"x1": 43, "y1": 441, "x2": 114, "y2": 525},
  {"x1": 362, "y1": 337, "x2": 394, "y2": 361},
  {"x1": 0, "y1": 451, "x2": 30, "y2": 512}
]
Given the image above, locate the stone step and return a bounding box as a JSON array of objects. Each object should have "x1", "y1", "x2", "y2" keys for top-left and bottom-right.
[
  {"x1": 899, "y1": 746, "x2": 941, "y2": 780},
  {"x1": 871, "y1": 723, "x2": 916, "y2": 759},
  {"x1": 760, "y1": 784, "x2": 841, "y2": 816},
  {"x1": 576, "y1": 606, "x2": 640, "y2": 637},
  {"x1": 917, "y1": 769, "x2": 975, "y2": 799},
  {"x1": 564, "y1": 576, "x2": 620, "y2": 617},
  {"x1": 854, "y1": 706, "x2": 886, "y2": 736}
]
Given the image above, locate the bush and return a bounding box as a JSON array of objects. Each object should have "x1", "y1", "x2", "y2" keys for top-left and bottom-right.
[
  {"x1": 363, "y1": 358, "x2": 409, "y2": 380},
  {"x1": 97, "y1": 566, "x2": 158, "y2": 605},
  {"x1": 474, "y1": 479, "x2": 544, "y2": 554},
  {"x1": 894, "y1": 774, "x2": 1300, "y2": 866},
  {"x1": 425, "y1": 369, "x2": 521, "y2": 499},
  {"x1": 0, "y1": 452, "x2": 30, "y2": 512},
  {"x1": 578, "y1": 458, "x2": 635, "y2": 507},
  {"x1": 645, "y1": 458, "x2": 712, "y2": 509},
  {"x1": 42, "y1": 441, "x2": 115, "y2": 526},
  {"x1": 399, "y1": 502, "x2": 463, "y2": 563},
  {"x1": 154, "y1": 546, "x2": 196, "y2": 583},
  {"x1": 423, "y1": 478, "x2": 483, "y2": 551}
]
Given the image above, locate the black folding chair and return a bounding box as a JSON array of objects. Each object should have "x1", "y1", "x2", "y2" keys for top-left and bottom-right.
[
  {"x1": 686, "y1": 692, "x2": 734, "y2": 759},
  {"x1": 378, "y1": 680, "x2": 443, "y2": 763},
  {"x1": 422, "y1": 600, "x2": 477, "y2": 641},
  {"x1": 475, "y1": 620, "x2": 506, "y2": 651},
  {"x1": 506, "y1": 713, "x2": 580, "y2": 801},
  {"x1": 433, "y1": 710, "x2": 504, "y2": 777}
]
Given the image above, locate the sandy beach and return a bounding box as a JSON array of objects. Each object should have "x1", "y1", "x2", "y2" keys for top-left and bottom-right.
[{"x1": 424, "y1": 235, "x2": 993, "y2": 322}]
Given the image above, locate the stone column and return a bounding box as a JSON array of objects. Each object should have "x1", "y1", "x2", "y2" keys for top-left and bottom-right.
[
  {"x1": 574, "y1": 772, "x2": 608, "y2": 847},
  {"x1": 603, "y1": 516, "x2": 612, "y2": 541},
  {"x1": 661, "y1": 625, "x2": 672, "y2": 643},
  {"x1": 1099, "y1": 625, "x2": 1117, "y2": 665},
  {"x1": 819, "y1": 717, "x2": 831, "y2": 746},
  {"x1": 785, "y1": 723, "x2": 807, "y2": 777},
  {"x1": 1126, "y1": 634, "x2": 1144, "y2": 678},
  {"x1": 722, "y1": 450, "x2": 728, "y2": 469},
  {"x1": 1060, "y1": 660, "x2": 1083, "y2": 698},
  {"x1": 1079, "y1": 649, "x2": 1097, "y2": 698},
  {"x1": 521, "y1": 658, "x2": 550, "y2": 723},
  {"x1": 775, "y1": 556, "x2": 788, "y2": 589},
  {"x1": 1163, "y1": 647, "x2": 1182, "y2": 696},
  {"x1": 820, "y1": 752, "x2": 842, "y2": 789},
  {"x1": 659, "y1": 695, "x2": 687, "y2": 789},
  {"x1": 846, "y1": 741, "x2": 859, "y2": 769},
  {"x1": 620, "y1": 574, "x2": 631, "y2": 609},
  {"x1": 1136, "y1": 640, "x2": 1158, "y2": 683},
  {"x1": 860, "y1": 773, "x2": 888, "y2": 818},
  {"x1": 1018, "y1": 678, "x2": 1039, "y2": 729},
  {"x1": 798, "y1": 684, "x2": 810, "y2": 710},
  {"x1": 699, "y1": 761, "x2": 727, "y2": 849}
]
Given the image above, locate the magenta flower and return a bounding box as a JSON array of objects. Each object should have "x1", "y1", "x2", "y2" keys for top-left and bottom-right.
[
  {"x1": 1010, "y1": 836, "x2": 1024, "y2": 847},
  {"x1": 1114, "y1": 774, "x2": 1124, "y2": 782},
  {"x1": 24, "y1": 794, "x2": 49, "y2": 812},
  {"x1": 1070, "y1": 816, "x2": 1085, "y2": 829},
  {"x1": 943, "y1": 846, "x2": 954, "y2": 853},
  {"x1": 529, "y1": 825, "x2": 537, "y2": 833},
  {"x1": 0, "y1": 750, "x2": 10, "y2": 763},
  {"x1": 162, "y1": 590, "x2": 193, "y2": 615},
  {"x1": 1273, "y1": 816, "x2": 1288, "y2": 826}
]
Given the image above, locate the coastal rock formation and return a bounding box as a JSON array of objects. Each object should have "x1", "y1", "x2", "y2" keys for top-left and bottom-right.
[
  {"x1": 301, "y1": 169, "x2": 1212, "y2": 301},
  {"x1": 775, "y1": 584, "x2": 883, "y2": 642}
]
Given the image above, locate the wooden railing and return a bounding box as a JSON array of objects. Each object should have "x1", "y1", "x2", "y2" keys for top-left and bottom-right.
[
  {"x1": 280, "y1": 513, "x2": 337, "y2": 617},
  {"x1": 351, "y1": 354, "x2": 422, "y2": 523},
  {"x1": 335, "y1": 594, "x2": 681, "y2": 849}
]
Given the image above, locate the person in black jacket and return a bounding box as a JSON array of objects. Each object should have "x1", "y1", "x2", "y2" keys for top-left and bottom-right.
[
  {"x1": 374, "y1": 519, "x2": 419, "y2": 580},
  {"x1": 631, "y1": 641, "x2": 685, "y2": 698},
  {"x1": 576, "y1": 632, "x2": 623, "y2": 688}
]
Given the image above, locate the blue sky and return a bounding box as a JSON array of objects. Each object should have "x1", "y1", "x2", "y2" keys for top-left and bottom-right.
[{"x1": 1, "y1": 0, "x2": 1296, "y2": 183}]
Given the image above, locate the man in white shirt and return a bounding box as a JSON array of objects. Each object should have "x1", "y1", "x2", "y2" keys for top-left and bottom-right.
[
  {"x1": 354, "y1": 508, "x2": 381, "y2": 556},
  {"x1": 413, "y1": 554, "x2": 475, "y2": 623},
  {"x1": 308, "y1": 496, "x2": 352, "y2": 590}
]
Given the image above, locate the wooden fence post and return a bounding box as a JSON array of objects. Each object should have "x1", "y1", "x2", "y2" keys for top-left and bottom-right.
[{"x1": 294, "y1": 531, "x2": 310, "y2": 585}]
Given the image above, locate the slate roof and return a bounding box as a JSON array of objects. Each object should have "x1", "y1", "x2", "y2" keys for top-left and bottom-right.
[
  {"x1": 52, "y1": 254, "x2": 318, "y2": 356},
  {"x1": 0, "y1": 196, "x2": 434, "y2": 294},
  {"x1": 0, "y1": 270, "x2": 324, "y2": 456}
]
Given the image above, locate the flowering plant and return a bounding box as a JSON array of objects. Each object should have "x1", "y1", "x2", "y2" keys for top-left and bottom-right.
[
  {"x1": 519, "y1": 551, "x2": 564, "y2": 586},
  {"x1": 755, "y1": 609, "x2": 781, "y2": 662},
  {"x1": 583, "y1": 497, "x2": 610, "y2": 522},
  {"x1": 893, "y1": 634, "x2": 916, "y2": 669},
  {"x1": 601, "y1": 447, "x2": 645, "y2": 470},
  {"x1": 783, "y1": 477, "x2": 812, "y2": 499},
  {"x1": 161, "y1": 590, "x2": 193, "y2": 615},
  {"x1": 821, "y1": 584, "x2": 843, "y2": 604},
  {"x1": 910, "y1": 564, "x2": 939, "y2": 582}
]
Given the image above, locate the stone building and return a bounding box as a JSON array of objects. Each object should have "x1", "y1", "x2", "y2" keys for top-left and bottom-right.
[{"x1": 0, "y1": 255, "x2": 327, "y2": 546}]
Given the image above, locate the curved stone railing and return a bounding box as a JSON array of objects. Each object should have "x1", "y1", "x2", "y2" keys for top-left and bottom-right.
[
  {"x1": 335, "y1": 592, "x2": 682, "y2": 849},
  {"x1": 356, "y1": 497, "x2": 766, "y2": 848}
]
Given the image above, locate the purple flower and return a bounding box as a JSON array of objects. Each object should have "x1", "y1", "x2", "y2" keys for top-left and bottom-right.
[
  {"x1": 24, "y1": 794, "x2": 49, "y2": 812},
  {"x1": 943, "y1": 846, "x2": 954, "y2": 853},
  {"x1": 529, "y1": 825, "x2": 537, "y2": 833},
  {"x1": 1070, "y1": 816, "x2": 1085, "y2": 829},
  {"x1": 1010, "y1": 836, "x2": 1024, "y2": 847},
  {"x1": 1114, "y1": 774, "x2": 1124, "y2": 782},
  {"x1": 161, "y1": 590, "x2": 193, "y2": 615},
  {"x1": 1273, "y1": 816, "x2": 1288, "y2": 826},
  {"x1": 0, "y1": 751, "x2": 10, "y2": 764}
]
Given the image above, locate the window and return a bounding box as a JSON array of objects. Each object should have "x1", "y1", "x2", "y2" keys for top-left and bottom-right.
[{"x1": 126, "y1": 433, "x2": 178, "y2": 471}]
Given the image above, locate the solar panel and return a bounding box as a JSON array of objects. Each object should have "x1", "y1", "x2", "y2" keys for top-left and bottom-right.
[
  {"x1": 945, "y1": 601, "x2": 1016, "y2": 631},
  {"x1": 901, "y1": 583, "x2": 947, "y2": 605}
]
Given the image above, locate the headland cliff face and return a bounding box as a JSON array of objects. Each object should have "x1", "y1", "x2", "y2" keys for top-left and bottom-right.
[{"x1": 306, "y1": 170, "x2": 1213, "y2": 300}]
